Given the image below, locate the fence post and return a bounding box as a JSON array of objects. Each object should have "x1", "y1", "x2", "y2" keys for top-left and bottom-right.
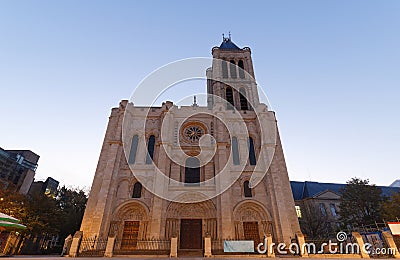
[
  {"x1": 204, "y1": 236, "x2": 212, "y2": 257},
  {"x1": 295, "y1": 232, "x2": 308, "y2": 257},
  {"x1": 266, "y1": 233, "x2": 275, "y2": 257},
  {"x1": 68, "y1": 231, "x2": 83, "y2": 257},
  {"x1": 352, "y1": 232, "x2": 370, "y2": 258},
  {"x1": 170, "y1": 237, "x2": 178, "y2": 257},
  {"x1": 104, "y1": 236, "x2": 115, "y2": 257},
  {"x1": 61, "y1": 234, "x2": 73, "y2": 256},
  {"x1": 382, "y1": 231, "x2": 400, "y2": 258},
  {"x1": 2, "y1": 232, "x2": 16, "y2": 255}
]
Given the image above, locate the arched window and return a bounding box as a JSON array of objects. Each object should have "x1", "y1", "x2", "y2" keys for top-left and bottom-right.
[
  {"x1": 225, "y1": 86, "x2": 234, "y2": 110},
  {"x1": 238, "y1": 60, "x2": 245, "y2": 79},
  {"x1": 239, "y1": 88, "x2": 249, "y2": 110},
  {"x1": 132, "y1": 182, "x2": 142, "y2": 198},
  {"x1": 185, "y1": 157, "x2": 200, "y2": 185},
  {"x1": 128, "y1": 135, "x2": 139, "y2": 164},
  {"x1": 248, "y1": 137, "x2": 256, "y2": 165},
  {"x1": 221, "y1": 60, "x2": 228, "y2": 78},
  {"x1": 232, "y1": 137, "x2": 240, "y2": 165},
  {"x1": 244, "y1": 181, "x2": 252, "y2": 197},
  {"x1": 145, "y1": 135, "x2": 155, "y2": 164},
  {"x1": 230, "y1": 60, "x2": 237, "y2": 78}
]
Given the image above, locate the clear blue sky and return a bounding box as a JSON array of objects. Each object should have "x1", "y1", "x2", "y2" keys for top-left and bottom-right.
[{"x1": 1, "y1": 0, "x2": 399, "y2": 188}]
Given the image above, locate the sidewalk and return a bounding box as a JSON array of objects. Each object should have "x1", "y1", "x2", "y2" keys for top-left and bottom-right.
[{"x1": 0, "y1": 256, "x2": 382, "y2": 260}]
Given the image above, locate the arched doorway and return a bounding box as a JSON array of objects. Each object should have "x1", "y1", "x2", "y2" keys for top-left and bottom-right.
[
  {"x1": 110, "y1": 202, "x2": 149, "y2": 251},
  {"x1": 233, "y1": 201, "x2": 273, "y2": 246},
  {"x1": 165, "y1": 200, "x2": 217, "y2": 250}
]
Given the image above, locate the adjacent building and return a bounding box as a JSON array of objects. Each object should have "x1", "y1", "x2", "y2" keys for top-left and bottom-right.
[
  {"x1": 0, "y1": 147, "x2": 39, "y2": 194},
  {"x1": 291, "y1": 181, "x2": 400, "y2": 236},
  {"x1": 29, "y1": 177, "x2": 60, "y2": 197},
  {"x1": 390, "y1": 180, "x2": 400, "y2": 188}
]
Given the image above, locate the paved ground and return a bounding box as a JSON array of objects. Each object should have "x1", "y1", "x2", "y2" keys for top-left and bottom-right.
[{"x1": 0, "y1": 256, "x2": 390, "y2": 260}]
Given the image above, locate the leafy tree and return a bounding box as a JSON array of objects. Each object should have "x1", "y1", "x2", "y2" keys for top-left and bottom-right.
[
  {"x1": 0, "y1": 188, "x2": 28, "y2": 222},
  {"x1": 0, "y1": 185, "x2": 87, "y2": 252},
  {"x1": 23, "y1": 192, "x2": 63, "y2": 236},
  {"x1": 56, "y1": 186, "x2": 88, "y2": 242},
  {"x1": 299, "y1": 202, "x2": 331, "y2": 239},
  {"x1": 339, "y1": 177, "x2": 383, "y2": 228},
  {"x1": 382, "y1": 191, "x2": 400, "y2": 221}
]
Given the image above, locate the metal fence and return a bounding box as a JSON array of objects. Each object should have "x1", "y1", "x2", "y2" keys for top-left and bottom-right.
[
  {"x1": 394, "y1": 235, "x2": 400, "y2": 248},
  {"x1": 79, "y1": 237, "x2": 107, "y2": 257},
  {"x1": 304, "y1": 238, "x2": 350, "y2": 254},
  {"x1": 113, "y1": 238, "x2": 170, "y2": 255}
]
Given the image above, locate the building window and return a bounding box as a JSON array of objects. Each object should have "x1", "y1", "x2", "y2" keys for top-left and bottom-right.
[
  {"x1": 295, "y1": 206, "x2": 302, "y2": 218},
  {"x1": 230, "y1": 60, "x2": 237, "y2": 78},
  {"x1": 221, "y1": 60, "x2": 228, "y2": 78},
  {"x1": 248, "y1": 137, "x2": 256, "y2": 165},
  {"x1": 239, "y1": 88, "x2": 249, "y2": 110},
  {"x1": 232, "y1": 137, "x2": 240, "y2": 165},
  {"x1": 238, "y1": 60, "x2": 245, "y2": 79},
  {"x1": 132, "y1": 182, "x2": 142, "y2": 198},
  {"x1": 244, "y1": 181, "x2": 252, "y2": 197},
  {"x1": 225, "y1": 86, "x2": 234, "y2": 110},
  {"x1": 330, "y1": 203, "x2": 337, "y2": 217},
  {"x1": 145, "y1": 135, "x2": 155, "y2": 164},
  {"x1": 185, "y1": 157, "x2": 200, "y2": 185},
  {"x1": 128, "y1": 135, "x2": 139, "y2": 164},
  {"x1": 319, "y1": 203, "x2": 327, "y2": 216}
]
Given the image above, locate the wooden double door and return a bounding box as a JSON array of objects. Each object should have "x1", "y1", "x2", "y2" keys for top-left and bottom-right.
[
  {"x1": 243, "y1": 221, "x2": 261, "y2": 245},
  {"x1": 121, "y1": 221, "x2": 140, "y2": 250},
  {"x1": 180, "y1": 219, "x2": 202, "y2": 249}
]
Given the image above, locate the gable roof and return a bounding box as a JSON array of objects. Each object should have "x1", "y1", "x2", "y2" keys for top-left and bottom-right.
[{"x1": 391, "y1": 180, "x2": 400, "y2": 187}]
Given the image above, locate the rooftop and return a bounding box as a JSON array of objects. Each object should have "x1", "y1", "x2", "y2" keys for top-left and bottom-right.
[
  {"x1": 219, "y1": 34, "x2": 240, "y2": 50},
  {"x1": 390, "y1": 180, "x2": 400, "y2": 187},
  {"x1": 291, "y1": 180, "x2": 400, "y2": 201}
]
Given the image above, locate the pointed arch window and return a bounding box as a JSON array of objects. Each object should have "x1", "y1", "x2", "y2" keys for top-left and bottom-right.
[
  {"x1": 145, "y1": 135, "x2": 155, "y2": 164},
  {"x1": 239, "y1": 88, "x2": 249, "y2": 111},
  {"x1": 232, "y1": 137, "x2": 240, "y2": 165},
  {"x1": 244, "y1": 180, "x2": 252, "y2": 197},
  {"x1": 132, "y1": 182, "x2": 142, "y2": 198},
  {"x1": 225, "y1": 86, "x2": 234, "y2": 110},
  {"x1": 128, "y1": 135, "x2": 139, "y2": 164},
  {"x1": 185, "y1": 157, "x2": 200, "y2": 185},
  {"x1": 238, "y1": 60, "x2": 245, "y2": 79},
  {"x1": 221, "y1": 60, "x2": 228, "y2": 78},
  {"x1": 248, "y1": 137, "x2": 256, "y2": 165},
  {"x1": 230, "y1": 60, "x2": 237, "y2": 78}
]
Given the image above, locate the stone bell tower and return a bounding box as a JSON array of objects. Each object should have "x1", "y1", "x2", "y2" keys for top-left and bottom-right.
[{"x1": 207, "y1": 34, "x2": 260, "y2": 110}]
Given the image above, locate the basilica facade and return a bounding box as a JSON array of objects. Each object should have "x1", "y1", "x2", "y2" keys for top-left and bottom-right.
[{"x1": 80, "y1": 37, "x2": 301, "y2": 251}]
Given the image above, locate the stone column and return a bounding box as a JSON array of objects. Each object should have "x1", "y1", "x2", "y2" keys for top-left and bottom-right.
[
  {"x1": 149, "y1": 139, "x2": 170, "y2": 238},
  {"x1": 382, "y1": 231, "x2": 400, "y2": 258},
  {"x1": 295, "y1": 232, "x2": 308, "y2": 257},
  {"x1": 170, "y1": 237, "x2": 178, "y2": 257},
  {"x1": 352, "y1": 232, "x2": 370, "y2": 258},
  {"x1": 68, "y1": 231, "x2": 83, "y2": 257},
  {"x1": 61, "y1": 234, "x2": 73, "y2": 256},
  {"x1": 104, "y1": 236, "x2": 115, "y2": 257},
  {"x1": 204, "y1": 236, "x2": 212, "y2": 257},
  {"x1": 266, "y1": 234, "x2": 275, "y2": 258}
]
